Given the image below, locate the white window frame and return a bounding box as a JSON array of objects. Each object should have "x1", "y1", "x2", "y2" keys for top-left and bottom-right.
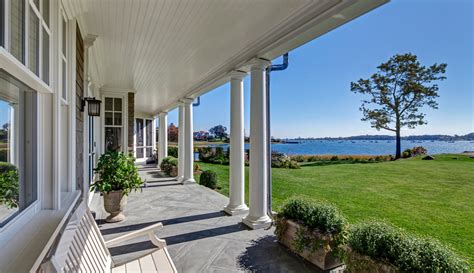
[{"x1": 59, "y1": 7, "x2": 67, "y2": 104}]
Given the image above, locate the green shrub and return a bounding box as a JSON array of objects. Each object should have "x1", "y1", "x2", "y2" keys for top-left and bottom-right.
[
  {"x1": 0, "y1": 162, "x2": 19, "y2": 209},
  {"x1": 92, "y1": 151, "x2": 142, "y2": 195},
  {"x1": 199, "y1": 170, "x2": 218, "y2": 189},
  {"x1": 288, "y1": 160, "x2": 300, "y2": 169},
  {"x1": 347, "y1": 220, "x2": 469, "y2": 272},
  {"x1": 278, "y1": 197, "x2": 347, "y2": 234},
  {"x1": 330, "y1": 156, "x2": 339, "y2": 161},
  {"x1": 160, "y1": 156, "x2": 178, "y2": 176},
  {"x1": 168, "y1": 146, "x2": 178, "y2": 158}
]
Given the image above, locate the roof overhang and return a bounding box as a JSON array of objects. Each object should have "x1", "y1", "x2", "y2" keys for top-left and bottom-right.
[{"x1": 67, "y1": 0, "x2": 388, "y2": 115}]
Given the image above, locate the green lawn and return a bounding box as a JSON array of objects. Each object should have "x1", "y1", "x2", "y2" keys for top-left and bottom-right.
[{"x1": 196, "y1": 154, "x2": 474, "y2": 266}]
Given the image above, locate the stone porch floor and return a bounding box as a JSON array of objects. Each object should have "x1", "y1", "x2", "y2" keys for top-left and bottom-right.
[{"x1": 90, "y1": 165, "x2": 323, "y2": 273}]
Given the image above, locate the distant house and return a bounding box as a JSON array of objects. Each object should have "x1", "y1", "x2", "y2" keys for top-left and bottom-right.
[{"x1": 194, "y1": 131, "x2": 211, "y2": 141}]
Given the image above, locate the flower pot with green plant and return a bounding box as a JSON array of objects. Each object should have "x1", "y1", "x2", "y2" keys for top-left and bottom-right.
[{"x1": 91, "y1": 151, "x2": 143, "y2": 223}]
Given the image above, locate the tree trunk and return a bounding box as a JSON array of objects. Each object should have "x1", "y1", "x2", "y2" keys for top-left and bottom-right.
[{"x1": 395, "y1": 127, "x2": 401, "y2": 159}]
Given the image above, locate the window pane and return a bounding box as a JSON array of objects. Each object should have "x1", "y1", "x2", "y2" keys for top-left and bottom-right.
[
  {"x1": 1, "y1": 0, "x2": 4, "y2": 47},
  {"x1": 113, "y1": 112, "x2": 122, "y2": 126},
  {"x1": 105, "y1": 127, "x2": 121, "y2": 151},
  {"x1": 136, "y1": 148, "x2": 144, "y2": 159},
  {"x1": 105, "y1": 98, "x2": 113, "y2": 111},
  {"x1": 0, "y1": 87, "x2": 38, "y2": 227},
  {"x1": 33, "y1": 0, "x2": 39, "y2": 9},
  {"x1": 42, "y1": 0, "x2": 49, "y2": 27},
  {"x1": 42, "y1": 28, "x2": 49, "y2": 85},
  {"x1": 62, "y1": 17, "x2": 66, "y2": 55},
  {"x1": 104, "y1": 112, "x2": 113, "y2": 125},
  {"x1": 146, "y1": 119, "x2": 152, "y2": 146},
  {"x1": 136, "y1": 119, "x2": 143, "y2": 147},
  {"x1": 62, "y1": 60, "x2": 66, "y2": 100},
  {"x1": 28, "y1": 9, "x2": 39, "y2": 76},
  {"x1": 114, "y1": 98, "x2": 122, "y2": 112},
  {"x1": 146, "y1": 147, "x2": 152, "y2": 158},
  {"x1": 9, "y1": 0, "x2": 24, "y2": 63}
]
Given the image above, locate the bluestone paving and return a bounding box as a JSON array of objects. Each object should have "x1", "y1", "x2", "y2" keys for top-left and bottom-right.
[{"x1": 90, "y1": 165, "x2": 323, "y2": 272}]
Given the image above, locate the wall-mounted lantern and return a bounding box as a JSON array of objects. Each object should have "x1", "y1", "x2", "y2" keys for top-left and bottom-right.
[{"x1": 81, "y1": 97, "x2": 102, "y2": 116}]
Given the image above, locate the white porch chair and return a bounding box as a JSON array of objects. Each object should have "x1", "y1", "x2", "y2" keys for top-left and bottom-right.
[{"x1": 40, "y1": 202, "x2": 177, "y2": 273}]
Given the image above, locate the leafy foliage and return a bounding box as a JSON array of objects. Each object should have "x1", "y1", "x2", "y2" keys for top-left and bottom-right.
[
  {"x1": 209, "y1": 125, "x2": 228, "y2": 139},
  {"x1": 168, "y1": 123, "x2": 179, "y2": 142},
  {"x1": 271, "y1": 151, "x2": 300, "y2": 169},
  {"x1": 160, "y1": 156, "x2": 178, "y2": 176},
  {"x1": 402, "y1": 146, "x2": 428, "y2": 158},
  {"x1": 198, "y1": 147, "x2": 229, "y2": 165},
  {"x1": 0, "y1": 162, "x2": 19, "y2": 209},
  {"x1": 278, "y1": 197, "x2": 347, "y2": 234},
  {"x1": 351, "y1": 53, "x2": 446, "y2": 158},
  {"x1": 168, "y1": 146, "x2": 178, "y2": 158},
  {"x1": 91, "y1": 151, "x2": 142, "y2": 195},
  {"x1": 347, "y1": 220, "x2": 470, "y2": 272},
  {"x1": 275, "y1": 197, "x2": 348, "y2": 258},
  {"x1": 199, "y1": 170, "x2": 218, "y2": 189}
]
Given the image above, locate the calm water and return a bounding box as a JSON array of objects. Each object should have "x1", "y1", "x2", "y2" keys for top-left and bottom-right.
[{"x1": 206, "y1": 140, "x2": 474, "y2": 156}]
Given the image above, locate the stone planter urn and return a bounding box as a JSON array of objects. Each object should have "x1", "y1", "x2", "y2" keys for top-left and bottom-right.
[
  {"x1": 103, "y1": 190, "x2": 128, "y2": 223},
  {"x1": 278, "y1": 219, "x2": 343, "y2": 271}
]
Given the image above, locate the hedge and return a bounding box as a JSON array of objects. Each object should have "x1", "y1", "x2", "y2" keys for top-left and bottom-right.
[{"x1": 347, "y1": 220, "x2": 469, "y2": 272}]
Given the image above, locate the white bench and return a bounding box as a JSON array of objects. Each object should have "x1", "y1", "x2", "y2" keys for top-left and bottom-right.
[{"x1": 39, "y1": 202, "x2": 177, "y2": 273}]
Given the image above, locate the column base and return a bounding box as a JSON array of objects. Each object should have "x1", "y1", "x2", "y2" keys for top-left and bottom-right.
[
  {"x1": 181, "y1": 178, "x2": 196, "y2": 185},
  {"x1": 242, "y1": 214, "x2": 272, "y2": 230},
  {"x1": 176, "y1": 176, "x2": 184, "y2": 183},
  {"x1": 223, "y1": 204, "x2": 249, "y2": 216}
]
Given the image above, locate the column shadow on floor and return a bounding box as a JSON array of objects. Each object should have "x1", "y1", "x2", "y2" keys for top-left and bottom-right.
[
  {"x1": 98, "y1": 211, "x2": 227, "y2": 235},
  {"x1": 108, "y1": 223, "x2": 248, "y2": 256}
]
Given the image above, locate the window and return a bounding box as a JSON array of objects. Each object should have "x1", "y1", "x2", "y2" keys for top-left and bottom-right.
[
  {"x1": 9, "y1": 0, "x2": 25, "y2": 63},
  {"x1": 61, "y1": 12, "x2": 67, "y2": 100},
  {"x1": 0, "y1": 74, "x2": 38, "y2": 227},
  {"x1": 104, "y1": 97, "x2": 123, "y2": 151}
]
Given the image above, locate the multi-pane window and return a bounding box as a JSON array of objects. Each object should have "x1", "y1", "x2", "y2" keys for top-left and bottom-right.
[
  {"x1": 61, "y1": 12, "x2": 67, "y2": 101},
  {"x1": 4, "y1": 0, "x2": 50, "y2": 84},
  {"x1": 104, "y1": 97, "x2": 123, "y2": 151}
]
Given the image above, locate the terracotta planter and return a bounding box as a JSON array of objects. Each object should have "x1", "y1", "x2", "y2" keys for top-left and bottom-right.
[
  {"x1": 103, "y1": 191, "x2": 128, "y2": 223},
  {"x1": 278, "y1": 219, "x2": 343, "y2": 270},
  {"x1": 345, "y1": 248, "x2": 398, "y2": 273},
  {"x1": 170, "y1": 166, "x2": 178, "y2": 177}
]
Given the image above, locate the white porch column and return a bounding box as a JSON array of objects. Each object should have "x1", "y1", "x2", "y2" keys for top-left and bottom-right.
[
  {"x1": 224, "y1": 71, "x2": 249, "y2": 215},
  {"x1": 243, "y1": 59, "x2": 272, "y2": 229},
  {"x1": 177, "y1": 104, "x2": 185, "y2": 182},
  {"x1": 182, "y1": 99, "x2": 196, "y2": 184},
  {"x1": 158, "y1": 112, "x2": 168, "y2": 167}
]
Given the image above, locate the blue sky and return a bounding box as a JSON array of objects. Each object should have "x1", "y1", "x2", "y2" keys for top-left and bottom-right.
[
  {"x1": 1, "y1": 0, "x2": 471, "y2": 138},
  {"x1": 167, "y1": 0, "x2": 473, "y2": 138}
]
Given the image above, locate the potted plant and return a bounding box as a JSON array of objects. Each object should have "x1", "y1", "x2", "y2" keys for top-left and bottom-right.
[
  {"x1": 345, "y1": 220, "x2": 469, "y2": 273},
  {"x1": 274, "y1": 197, "x2": 347, "y2": 271},
  {"x1": 91, "y1": 150, "x2": 143, "y2": 222}
]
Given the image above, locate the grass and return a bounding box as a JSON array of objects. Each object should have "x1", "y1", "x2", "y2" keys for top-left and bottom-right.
[{"x1": 196, "y1": 154, "x2": 474, "y2": 266}]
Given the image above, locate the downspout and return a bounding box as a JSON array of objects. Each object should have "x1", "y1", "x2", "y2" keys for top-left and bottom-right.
[
  {"x1": 193, "y1": 97, "x2": 201, "y2": 107},
  {"x1": 265, "y1": 53, "x2": 289, "y2": 222}
]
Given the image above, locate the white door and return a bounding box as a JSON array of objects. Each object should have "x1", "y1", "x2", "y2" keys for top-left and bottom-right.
[{"x1": 135, "y1": 118, "x2": 153, "y2": 161}]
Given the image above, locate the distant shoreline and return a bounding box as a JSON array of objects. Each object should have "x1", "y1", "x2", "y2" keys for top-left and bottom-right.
[{"x1": 288, "y1": 133, "x2": 473, "y2": 142}]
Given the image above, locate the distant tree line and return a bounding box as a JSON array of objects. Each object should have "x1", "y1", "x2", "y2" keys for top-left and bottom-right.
[{"x1": 296, "y1": 133, "x2": 473, "y2": 141}]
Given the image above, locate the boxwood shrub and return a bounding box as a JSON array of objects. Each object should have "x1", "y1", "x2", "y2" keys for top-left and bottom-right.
[
  {"x1": 347, "y1": 220, "x2": 469, "y2": 272},
  {"x1": 199, "y1": 170, "x2": 218, "y2": 189},
  {"x1": 278, "y1": 197, "x2": 347, "y2": 234},
  {"x1": 160, "y1": 156, "x2": 178, "y2": 176}
]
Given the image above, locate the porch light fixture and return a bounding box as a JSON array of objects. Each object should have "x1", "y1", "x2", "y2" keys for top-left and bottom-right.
[{"x1": 81, "y1": 97, "x2": 102, "y2": 116}]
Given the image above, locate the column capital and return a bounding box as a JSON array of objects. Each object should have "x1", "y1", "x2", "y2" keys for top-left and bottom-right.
[
  {"x1": 249, "y1": 58, "x2": 271, "y2": 71},
  {"x1": 229, "y1": 70, "x2": 247, "y2": 81},
  {"x1": 180, "y1": 98, "x2": 195, "y2": 105},
  {"x1": 158, "y1": 111, "x2": 168, "y2": 117}
]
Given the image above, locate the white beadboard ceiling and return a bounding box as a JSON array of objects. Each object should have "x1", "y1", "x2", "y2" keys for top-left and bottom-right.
[{"x1": 70, "y1": 0, "x2": 388, "y2": 115}]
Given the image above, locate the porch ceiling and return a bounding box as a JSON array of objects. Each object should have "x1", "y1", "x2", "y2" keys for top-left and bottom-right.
[{"x1": 69, "y1": 0, "x2": 387, "y2": 115}]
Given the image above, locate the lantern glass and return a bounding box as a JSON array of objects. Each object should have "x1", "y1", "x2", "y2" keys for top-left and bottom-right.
[{"x1": 87, "y1": 99, "x2": 101, "y2": 116}]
